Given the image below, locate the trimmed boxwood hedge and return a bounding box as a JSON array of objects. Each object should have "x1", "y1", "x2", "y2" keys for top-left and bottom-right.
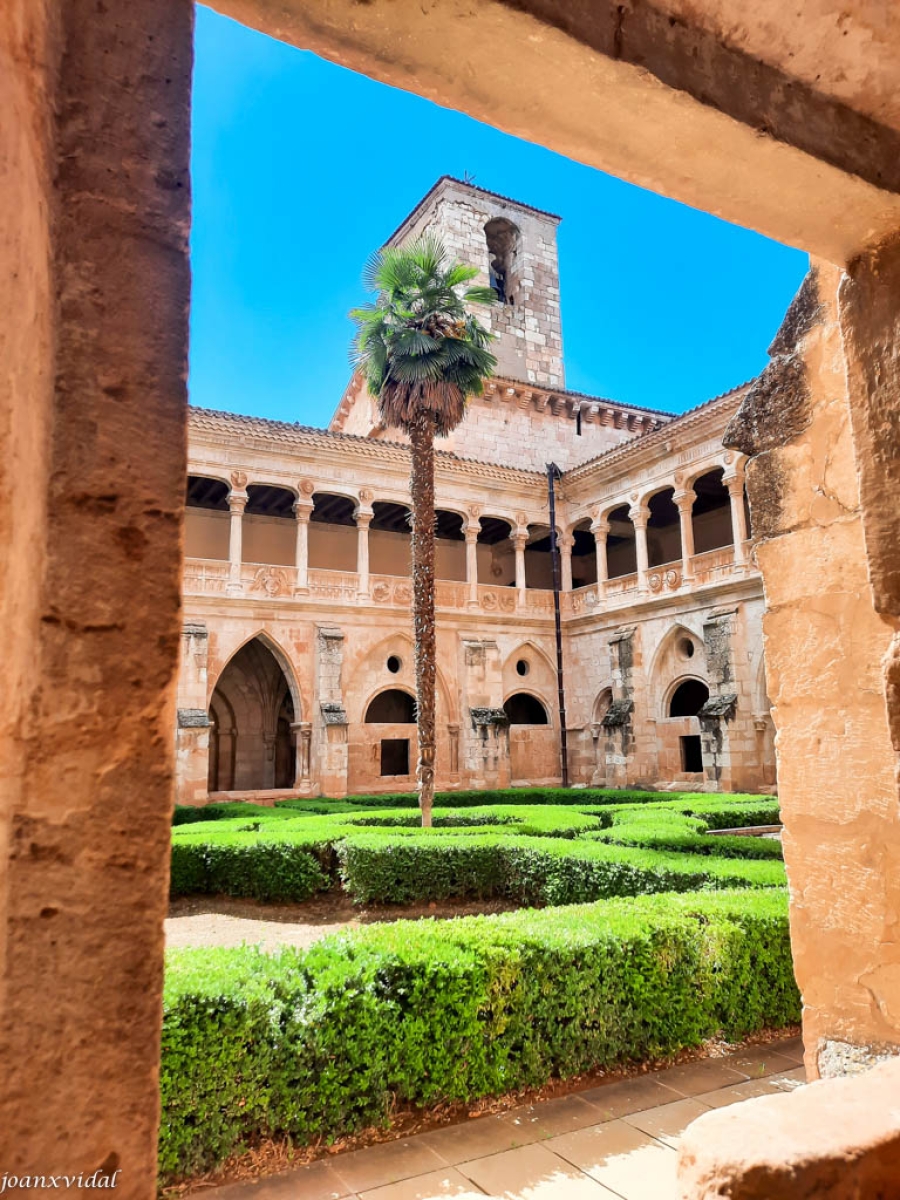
[
  {"x1": 169, "y1": 793, "x2": 783, "y2": 904},
  {"x1": 160, "y1": 887, "x2": 799, "y2": 1179}
]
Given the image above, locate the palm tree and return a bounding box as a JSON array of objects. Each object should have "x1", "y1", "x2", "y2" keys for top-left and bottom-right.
[{"x1": 351, "y1": 235, "x2": 497, "y2": 826}]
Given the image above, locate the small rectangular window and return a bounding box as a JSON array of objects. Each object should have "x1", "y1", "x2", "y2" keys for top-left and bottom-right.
[
  {"x1": 680, "y1": 735, "x2": 703, "y2": 773},
  {"x1": 575, "y1": 409, "x2": 582, "y2": 436},
  {"x1": 381, "y1": 738, "x2": 410, "y2": 776}
]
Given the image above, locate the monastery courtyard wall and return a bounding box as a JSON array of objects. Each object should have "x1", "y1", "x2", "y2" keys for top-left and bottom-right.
[{"x1": 176, "y1": 382, "x2": 772, "y2": 803}]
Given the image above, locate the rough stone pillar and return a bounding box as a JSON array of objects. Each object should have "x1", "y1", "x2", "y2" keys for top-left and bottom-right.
[
  {"x1": 355, "y1": 505, "x2": 373, "y2": 601},
  {"x1": 174, "y1": 622, "x2": 211, "y2": 806},
  {"x1": 0, "y1": 0, "x2": 191, "y2": 1189},
  {"x1": 602, "y1": 629, "x2": 637, "y2": 788},
  {"x1": 699, "y1": 611, "x2": 738, "y2": 792},
  {"x1": 674, "y1": 490, "x2": 696, "y2": 584},
  {"x1": 591, "y1": 518, "x2": 610, "y2": 593},
  {"x1": 559, "y1": 532, "x2": 574, "y2": 592},
  {"x1": 465, "y1": 521, "x2": 481, "y2": 609},
  {"x1": 227, "y1": 480, "x2": 248, "y2": 596},
  {"x1": 630, "y1": 504, "x2": 651, "y2": 593},
  {"x1": 315, "y1": 626, "x2": 349, "y2": 797},
  {"x1": 724, "y1": 468, "x2": 749, "y2": 567},
  {"x1": 293, "y1": 496, "x2": 313, "y2": 593},
  {"x1": 725, "y1": 256, "x2": 900, "y2": 1074},
  {"x1": 460, "y1": 640, "x2": 508, "y2": 788},
  {"x1": 512, "y1": 528, "x2": 528, "y2": 609}
]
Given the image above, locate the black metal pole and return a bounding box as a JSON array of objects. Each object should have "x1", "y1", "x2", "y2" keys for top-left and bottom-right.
[{"x1": 546, "y1": 462, "x2": 569, "y2": 788}]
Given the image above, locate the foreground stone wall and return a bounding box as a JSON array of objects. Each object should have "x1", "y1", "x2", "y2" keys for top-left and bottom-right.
[
  {"x1": 726, "y1": 260, "x2": 900, "y2": 1069},
  {"x1": 0, "y1": 0, "x2": 191, "y2": 1189}
]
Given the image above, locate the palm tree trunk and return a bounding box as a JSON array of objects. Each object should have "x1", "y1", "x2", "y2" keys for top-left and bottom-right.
[{"x1": 408, "y1": 409, "x2": 437, "y2": 828}]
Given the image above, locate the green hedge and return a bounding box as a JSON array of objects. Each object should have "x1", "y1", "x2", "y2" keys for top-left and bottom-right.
[
  {"x1": 337, "y1": 830, "x2": 784, "y2": 905},
  {"x1": 160, "y1": 888, "x2": 799, "y2": 1179},
  {"x1": 274, "y1": 786, "x2": 672, "y2": 811},
  {"x1": 170, "y1": 795, "x2": 783, "y2": 904}
]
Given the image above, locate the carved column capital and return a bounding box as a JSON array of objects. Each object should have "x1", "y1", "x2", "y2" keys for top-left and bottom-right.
[
  {"x1": 228, "y1": 490, "x2": 248, "y2": 514},
  {"x1": 628, "y1": 504, "x2": 651, "y2": 528},
  {"x1": 293, "y1": 498, "x2": 314, "y2": 522},
  {"x1": 723, "y1": 472, "x2": 746, "y2": 496}
]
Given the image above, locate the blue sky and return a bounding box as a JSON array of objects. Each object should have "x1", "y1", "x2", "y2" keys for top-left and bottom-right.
[{"x1": 190, "y1": 6, "x2": 808, "y2": 425}]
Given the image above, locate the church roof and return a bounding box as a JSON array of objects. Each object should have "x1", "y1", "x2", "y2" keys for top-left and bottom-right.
[{"x1": 385, "y1": 175, "x2": 562, "y2": 246}]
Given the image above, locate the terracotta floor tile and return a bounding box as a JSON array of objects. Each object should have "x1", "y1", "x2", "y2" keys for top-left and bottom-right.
[
  {"x1": 577, "y1": 1074, "x2": 683, "y2": 1120},
  {"x1": 770, "y1": 1066, "x2": 807, "y2": 1084},
  {"x1": 460, "y1": 1143, "x2": 619, "y2": 1198},
  {"x1": 719, "y1": 1045, "x2": 799, "y2": 1079},
  {"x1": 773, "y1": 1036, "x2": 805, "y2": 1064},
  {"x1": 331, "y1": 1140, "x2": 448, "y2": 1193},
  {"x1": 203, "y1": 1159, "x2": 354, "y2": 1200},
  {"x1": 650, "y1": 1058, "x2": 746, "y2": 1097},
  {"x1": 497, "y1": 1094, "x2": 611, "y2": 1141},
  {"x1": 547, "y1": 1120, "x2": 678, "y2": 1200},
  {"x1": 622, "y1": 1097, "x2": 710, "y2": 1147},
  {"x1": 421, "y1": 1116, "x2": 540, "y2": 1165},
  {"x1": 695, "y1": 1070, "x2": 806, "y2": 1110},
  {"x1": 358, "y1": 1166, "x2": 487, "y2": 1200}
]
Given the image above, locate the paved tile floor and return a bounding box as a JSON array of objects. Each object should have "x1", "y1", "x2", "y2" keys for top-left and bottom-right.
[{"x1": 203, "y1": 1038, "x2": 805, "y2": 1200}]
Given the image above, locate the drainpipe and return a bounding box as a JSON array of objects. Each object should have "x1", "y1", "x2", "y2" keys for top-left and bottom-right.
[{"x1": 547, "y1": 462, "x2": 569, "y2": 787}]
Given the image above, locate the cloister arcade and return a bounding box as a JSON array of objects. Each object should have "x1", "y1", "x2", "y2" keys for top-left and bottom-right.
[{"x1": 183, "y1": 455, "x2": 752, "y2": 611}]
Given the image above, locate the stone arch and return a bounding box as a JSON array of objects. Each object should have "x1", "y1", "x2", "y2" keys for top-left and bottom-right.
[
  {"x1": 503, "y1": 691, "x2": 551, "y2": 725},
  {"x1": 207, "y1": 634, "x2": 300, "y2": 791},
  {"x1": 647, "y1": 623, "x2": 706, "y2": 694},
  {"x1": 666, "y1": 675, "x2": 711, "y2": 718},
  {"x1": 484, "y1": 216, "x2": 520, "y2": 304},
  {"x1": 605, "y1": 503, "x2": 638, "y2": 579},
  {"x1": 592, "y1": 686, "x2": 614, "y2": 724},
  {"x1": 209, "y1": 629, "x2": 302, "y2": 718},
  {"x1": 348, "y1": 631, "x2": 456, "y2": 725},
  {"x1": 503, "y1": 640, "x2": 556, "y2": 700},
  {"x1": 364, "y1": 687, "x2": 416, "y2": 723},
  {"x1": 644, "y1": 486, "x2": 682, "y2": 568}
]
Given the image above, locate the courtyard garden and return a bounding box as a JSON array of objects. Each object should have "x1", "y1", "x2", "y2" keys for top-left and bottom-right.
[{"x1": 161, "y1": 787, "x2": 799, "y2": 1182}]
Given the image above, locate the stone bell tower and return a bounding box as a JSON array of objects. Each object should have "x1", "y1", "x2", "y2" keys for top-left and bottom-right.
[{"x1": 386, "y1": 176, "x2": 565, "y2": 389}]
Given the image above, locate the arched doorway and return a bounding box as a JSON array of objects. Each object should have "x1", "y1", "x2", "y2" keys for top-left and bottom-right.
[
  {"x1": 503, "y1": 692, "x2": 555, "y2": 784},
  {"x1": 668, "y1": 679, "x2": 710, "y2": 717},
  {"x1": 666, "y1": 678, "x2": 710, "y2": 775},
  {"x1": 208, "y1": 637, "x2": 298, "y2": 791},
  {"x1": 365, "y1": 688, "x2": 416, "y2": 778}
]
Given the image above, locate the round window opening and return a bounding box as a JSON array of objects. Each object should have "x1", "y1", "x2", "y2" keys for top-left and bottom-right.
[
  {"x1": 678, "y1": 638, "x2": 695, "y2": 660},
  {"x1": 386, "y1": 655, "x2": 402, "y2": 674},
  {"x1": 515, "y1": 659, "x2": 530, "y2": 677}
]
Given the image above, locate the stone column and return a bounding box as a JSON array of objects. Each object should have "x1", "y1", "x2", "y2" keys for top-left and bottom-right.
[
  {"x1": 629, "y1": 504, "x2": 651, "y2": 593},
  {"x1": 355, "y1": 506, "x2": 373, "y2": 600},
  {"x1": 724, "y1": 471, "x2": 749, "y2": 567},
  {"x1": 591, "y1": 519, "x2": 609, "y2": 594},
  {"x1": 227, "y1": 487, "x2": 248, "y2": 596},
  {"x1": 512, "y1": 528, "x2": 528, "y2": 609},
  {"x1": 292, "y1": 720, "x2": 312, "y2": 794},
  {"x1": 674, "y1": 489, "x2": 696, "y2": 584},
  {"x1": 559, "y1": 532, "x2": 574, "y2": 592},
  {"x1": 293, "y1": 499, "x2": 313, "y2": 593},
  {"x1": 465, "y1": 521, "x2": 481, "y2": 609}
]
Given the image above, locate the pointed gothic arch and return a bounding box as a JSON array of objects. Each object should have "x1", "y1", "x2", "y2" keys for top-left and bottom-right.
[{"x1": 207, "y1": 634, "x2": 300, "y2": 791}]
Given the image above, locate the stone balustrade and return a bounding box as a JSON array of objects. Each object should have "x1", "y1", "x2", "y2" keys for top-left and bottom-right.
[{"x1": 184, "y1": 540, "x2": 750, "y2": 618}]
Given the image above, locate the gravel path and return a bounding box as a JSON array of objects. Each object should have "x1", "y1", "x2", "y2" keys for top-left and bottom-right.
[
  {"x1": 165, "y1": 912, "x2": 358, "y2": 952},
  {"x1": 165, "y1": 894, "x2": 519, "y2": 952}
]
